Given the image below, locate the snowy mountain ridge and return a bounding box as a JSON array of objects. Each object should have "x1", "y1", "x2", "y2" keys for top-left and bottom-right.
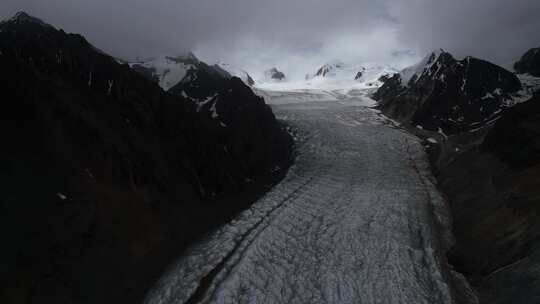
[
  {"x1": 374, "y1": 49, "x2": 526, "y2": 134},
  {"x1": 128, "y1": 54, "x2": 199, "y2": 91},
  {"x1": 216, "y1": 62, "x2": 256, "y2": 86},
  {"x1": 399, "y1": 49, "x2": 445, "y2": 86},
  {"x1": 305, "y1": 60, "x2": 398, "y2": 84}
]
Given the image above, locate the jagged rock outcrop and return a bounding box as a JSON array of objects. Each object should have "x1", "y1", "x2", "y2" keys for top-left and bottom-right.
[
  {"x1": 246, "y1": 73, "x2": 256, "y2": 86},
  {"x1": 514, "y1": 47, "x2": 540, "y2": 77},
  {"x1": 0, "y1": 12, "x2": 292, "y2": 304},
  {"x1": 374, "y1": 50, "x2": 522, "y2": 134},
  {"x1": 313, "y1": 61, "x2": 345, "y2": 78},
  {"x1": 264, "y1": 67, "x2": 286, "y2": 81},
  {"x1": 167, "y1": 59, "x2": 233, "y2": 100}
]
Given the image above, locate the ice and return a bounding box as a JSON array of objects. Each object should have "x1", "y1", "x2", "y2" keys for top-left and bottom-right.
[{"x1": 144, "y1": 91, "x2": 476, "y2": 304}]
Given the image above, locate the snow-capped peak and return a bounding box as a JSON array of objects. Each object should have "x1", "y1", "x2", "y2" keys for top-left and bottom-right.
[{"x1": 399, "y1": 49, "x2": 447, "y2": 86}]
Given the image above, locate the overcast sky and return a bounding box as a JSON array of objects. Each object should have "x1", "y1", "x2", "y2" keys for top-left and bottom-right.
[{"x1": 1, "y1": 0, "x2": 539, "y2": 78}]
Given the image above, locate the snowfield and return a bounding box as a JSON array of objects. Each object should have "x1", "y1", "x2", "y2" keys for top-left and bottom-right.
[
  {"x1": 129, "y1": 56, "x2": 194, "y2": 91},
  {"x1": 144, "y1": 89, "x2": 476, "y2": 304}
]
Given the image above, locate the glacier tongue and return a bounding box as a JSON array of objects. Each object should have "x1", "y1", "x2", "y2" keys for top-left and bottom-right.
[{"x1": 144, "y1": 92, "x2": 475, "y2": 304}]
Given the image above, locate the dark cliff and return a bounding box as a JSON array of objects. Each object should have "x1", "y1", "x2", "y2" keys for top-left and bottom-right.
[
  {"x1": 435, "y1": 93, "x2": 540, "y2": 304},
  {"x1": 0, "y1": 12, "x2": 292, "y2": 304}
]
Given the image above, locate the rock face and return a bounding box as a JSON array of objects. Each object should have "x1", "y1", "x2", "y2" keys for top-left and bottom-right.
[
  {"x1": 0, "y1": 12, "x2": 292, "y2": 304},
  {"x1": 168, "y1": 68, "x2": 293, "y2": 188},
  {"x1": 514, "y1": 47, "x2": 540, "y2": 77},
  {"x1": 264, "y1": 67, "x2": 286, "y2": 81},
  {"x1": 483, "y1": 92, "x2": 540, "y2": 167},
  {"x1": 431, "y1": 93, "x2": 540, "y2": 304},
  {"x1": 374, "y1": 50, "x2": 522, "y2": 134},
  {"x1": 168, "y1": 59, "x2": 232, "y2": 99},
  {"x1": 245, "y1": 73, "x2": 256, "y2": 86}
]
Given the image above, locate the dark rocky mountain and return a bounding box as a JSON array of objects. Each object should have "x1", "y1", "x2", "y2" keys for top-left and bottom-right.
[
  {"x1": 130, "y1": 63, "x2": 160, "y2": 83},
  {"x1": 354, "y1": 71, "x2": 364, "y2": 80},
  {"x1": 264, "y1": 67, "x2": 286, "y2": 81},
  {"x1": 0, "y1": 12, "x2": 292, "y2": 304},
  {"x1": 427, "y1": 92, "x2": 540, "y2": 304},
  {"x1": 374, "y1": 50, "x2": 522, "y2": 134},
  {"x1": 514, "y1": 47, "x2": 540, "y2": 77},
  {"x1": 167, "y1": 58, "x2": 235, "y2": 100},
  {"x1": 244, "y1": 72, "x2": 256, "y2": 86},
  {"x1": 374, "y1": 48, "x2": 540, "y2": 304},
  {"x1": 483, "y1": 92, "x2": 540, "y2": 167}
]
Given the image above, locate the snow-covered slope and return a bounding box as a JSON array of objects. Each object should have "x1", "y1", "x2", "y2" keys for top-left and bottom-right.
[
  {"x1": 216, "y1": 62, "x2": 256, "y2": 86},
  {"x1": 255, "y1": 61, "x2": 398, "y2": 101},
  {"x1": 305, "y1": 60, "x2": 397, "y2": 84},
  {"x1": 398, "y1": 49, "x2": 445, "y2": 87},
  {"x1": 517, "y1": 73, "x2": 540, "y2": 96},
  {"x1": 128, "y1": 53, "x2": 200, "y2": 91},
  {"x1": 307, "y1": 60, "x2": 348, "y2": 79}
]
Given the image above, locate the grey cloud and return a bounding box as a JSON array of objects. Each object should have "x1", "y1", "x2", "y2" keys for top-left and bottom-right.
[
  {"x1": 1, "y1": 0, "x2": 539, "y2": 75},
  {"x1": 388, "y1": 0, "x2": 540, "y2": 65}
]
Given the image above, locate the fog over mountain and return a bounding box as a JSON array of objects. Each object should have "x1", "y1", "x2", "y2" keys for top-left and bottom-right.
[{"x1": 1, "y1": 0, "x2": 539, "y2": 79}]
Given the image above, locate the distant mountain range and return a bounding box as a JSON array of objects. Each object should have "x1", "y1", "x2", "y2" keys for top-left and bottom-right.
[{"x1": 304, "y1": 60, "x2": 398, "y2": 88}]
